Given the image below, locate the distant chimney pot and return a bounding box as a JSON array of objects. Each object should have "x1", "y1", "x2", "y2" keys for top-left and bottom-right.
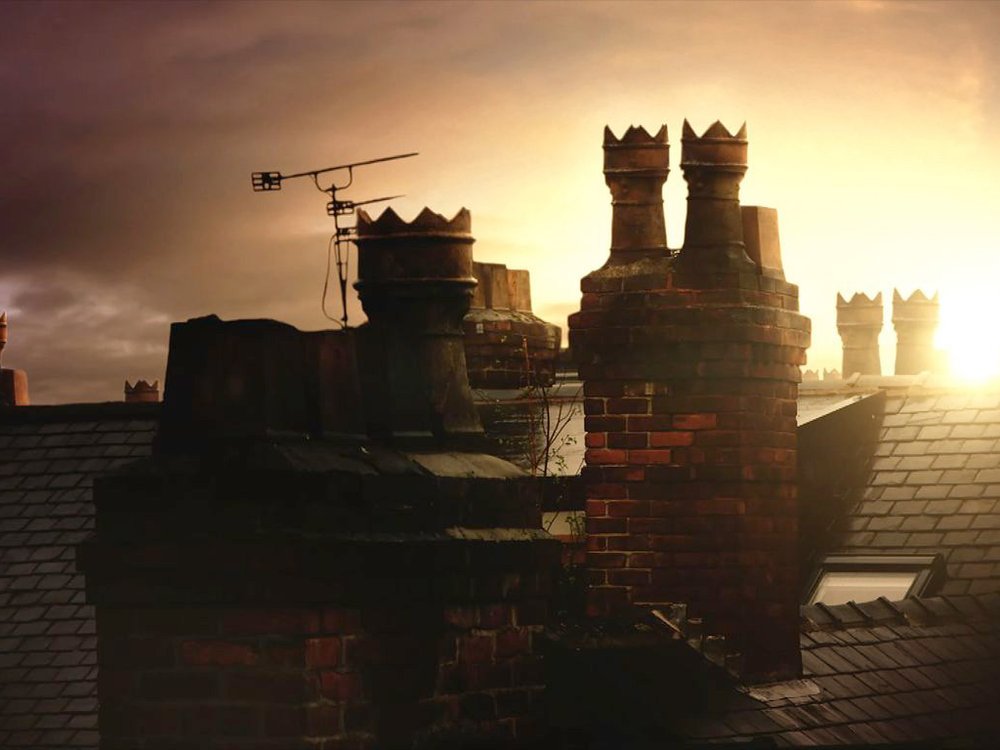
[
  {"x1": 0, "y1": 312, "x2": 29, "y2": 407},
  {"x1": 124, "y1": 379, "x2": 160, "y2": 403},
  {"x1": 892, "y1": 289, "x2": 939, "y2": 375},
  {"x1": 837, "y1": 292, "x2": 883, "y2": 376},
  {"x1": 0, "y1": 311, "x2": 7, "y2": 366},
  {"x1": 464, "y1": 263, "x2": 561, "y2": 389}
]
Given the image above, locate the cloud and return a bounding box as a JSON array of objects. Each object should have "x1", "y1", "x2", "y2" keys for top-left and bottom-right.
[
  {"x1": 1, "y1": 0, "x2": 999, "y2": 400},
  {"x1": 5, "y1": 272, "x2": 170, "y2": 403}
]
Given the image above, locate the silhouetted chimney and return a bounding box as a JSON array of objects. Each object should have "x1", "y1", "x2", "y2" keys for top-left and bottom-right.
[
  {"x1": 570, "y1": 120, "x2": 810, "y2": 682},
  {"x1": 124, "y1": 379, "x2": 159, "y2": 403},
  {"x1": 893, "y1": 289, "x2": 939, "y2": 375},
  {"x1": 0, "y1": 312, "x2": 30, "y2": 407},
  {"x1": 355, "y1": 207, "x2": 483, "y2": 444},
  {"x1": 837, "y1": 292, "x2": 883, "y2": 376},
  {"x1": 603, "y1": 125, "x2": 670, "y2": 262}
]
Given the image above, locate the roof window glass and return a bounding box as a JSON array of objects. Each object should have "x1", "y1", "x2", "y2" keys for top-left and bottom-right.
[
  {"x1": 805, "y1": 555, "x2": 942, "y2": 605},
  {"x1": 811, "y1": 571, "x2": 916, "y2": 606}
]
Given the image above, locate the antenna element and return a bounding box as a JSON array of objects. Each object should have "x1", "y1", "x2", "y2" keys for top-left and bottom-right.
[{"x1": 250, "y1": 152, "x2": 418, "y2": 326}]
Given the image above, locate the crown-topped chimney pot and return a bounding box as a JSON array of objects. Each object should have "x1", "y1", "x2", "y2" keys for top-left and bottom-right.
[
  {"x1": 355, "y1": 207, "x2": 483, "y2": 445},
  {"x1": 892, "y1": 289, "x2": 939, "y2": 375},
  {"x1": 124, "y1": 379, "x2": 160, "y2": 403},
  {"x1": 678, "y1": 120, "x2": 756, "y2": 273},
  {"x1": 603, "y1": 125, "x2": 670, "y2": 263},
  {"x1": 837, "y1": 292, "x2": 883, "y2": 376}
]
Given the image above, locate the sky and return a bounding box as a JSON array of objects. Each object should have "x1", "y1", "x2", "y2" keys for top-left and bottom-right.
[{"x1": 2, "y1": 0, "x2": 999, "y2": 403}]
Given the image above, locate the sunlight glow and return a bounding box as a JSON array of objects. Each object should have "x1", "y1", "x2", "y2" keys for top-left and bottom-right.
[{"x1": 936, "y1": 294, "x2": 1000, "y2": 383}]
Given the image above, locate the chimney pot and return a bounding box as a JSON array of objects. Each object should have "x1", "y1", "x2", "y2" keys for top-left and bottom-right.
[
  {"x1": 0, "y1": 312, "x2": 30, "y2": 407},
  {"x1": 506, "y1": 269, "x2": 532, "y2": 313},
  {"x1": 355, "y1": 207, "x2": 483, "y2": 444},
  {"x1": 603, "y1": 124, "x2": 670, "y2": 262},
  {"x1": 741, "y1": 206, "x2": 784, "y2": 279},
  {"x1": 124, "y1": 379, "x2": 160, "y2": 403},
  {"x1": 677, "y1": 120, "x2": 756, "y2": 273},
  {"x1": 892, "y1": 289, "x2": 939, "y2": 375},
  {"x1": 0, "y1": 311, "x2": 7, "y2": 365},
  {"x1": 837, "y1": 292, "x2": 883, "y2": 376}
]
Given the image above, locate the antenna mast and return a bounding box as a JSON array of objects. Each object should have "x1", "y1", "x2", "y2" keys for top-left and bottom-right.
[{"x1": 251, "y1": 151, "x2": 418, "y2": 327}]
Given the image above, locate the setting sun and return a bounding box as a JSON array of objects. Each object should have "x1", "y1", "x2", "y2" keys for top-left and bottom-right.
[{"x1": 937, "y1": 293, "x2": 1000, "y2": 382}]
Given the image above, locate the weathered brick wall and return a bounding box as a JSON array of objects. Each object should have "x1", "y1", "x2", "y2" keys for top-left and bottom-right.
[
  {"x1": 80, "y1": 306, "x2": 560, "y2": 748},
  {"x1": 81, "y1": 464, "x2": 558, "y2": 749},
  {"x1": 95, "y1": 600, "x2": 548, "y2": 748},
  {"x1": 573, "y1": 275, "x2": 807, "y2": 617}
]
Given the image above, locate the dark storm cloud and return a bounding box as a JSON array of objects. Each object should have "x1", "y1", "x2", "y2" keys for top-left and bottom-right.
[{"x1": 5, "y1": 272, "x2": 169, "y2": 404}]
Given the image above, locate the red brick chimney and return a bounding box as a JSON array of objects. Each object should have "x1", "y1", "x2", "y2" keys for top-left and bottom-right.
[
  {"x1": 0, "y1": 312, "x2": 30, "y2": 407},
  {"x1": 837, "y1": 292, "x2": 883, "y2": 376},
  {"x1": 892, "y1": 289, "x2": 939, "y2": 375},
  {"x1": 569, "y1": 120, "x2": 810, "y2": 682}
]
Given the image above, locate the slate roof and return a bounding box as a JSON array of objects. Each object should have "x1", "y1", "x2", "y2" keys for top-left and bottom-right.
[
  {"x1": 827, "y1": 388, "x2": 1000, "y2": 596},
  {"x1": 5, "y1": 380, "x2": 1000, "y2": 747},
  {"x1": 0, "y1": 403, "x2": 158, "y2": 749},
  {"x1": 681, "y1": 594, "x2": 1000, "y2": 747}
]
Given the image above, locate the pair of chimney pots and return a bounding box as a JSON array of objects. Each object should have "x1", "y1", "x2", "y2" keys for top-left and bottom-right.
[{"x1": 836, "y1": 290, "x2": 940, "y2": 376}]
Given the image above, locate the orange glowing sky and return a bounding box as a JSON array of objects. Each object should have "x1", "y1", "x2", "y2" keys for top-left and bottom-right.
[{"x1": 2, "y1": 0, "x2": 999, "y2": 401}]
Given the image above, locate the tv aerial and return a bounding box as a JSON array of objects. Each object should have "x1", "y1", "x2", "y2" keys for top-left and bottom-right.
[{"x1": 251, "y1": 151, "x2": 418, "y2": 327}]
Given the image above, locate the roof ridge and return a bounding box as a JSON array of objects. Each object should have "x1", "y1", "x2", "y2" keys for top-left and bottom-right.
[{"x1": 0, "y1": 401, "x2": 161, "y2": 425}]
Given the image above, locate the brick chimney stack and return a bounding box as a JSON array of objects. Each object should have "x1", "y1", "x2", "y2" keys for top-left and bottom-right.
[
  {"x1": 569, "y1": 120, "x2": 810, "y2": 682},
  {"x1": 464, "y1": 262, "x2": 561, "y2": 389},
  {"x1": 82, "y1": 206, "x2": 559, "y2": 747},
  {"x1": 603, "y1": 125, "x2": 670, "y2": 262},
  {"x1": 837, "y1": 292, "x2": 883, "y2": 376},
  {"x1": 124, "y1": 379, "x2": 159, "y2": 403},
  {"x1": 0, "y1": 312, "x2": 30, "y2": 407},
  {"x1": 355, "y1": 207, "x2": 483, "y2": 445},
  {"x1": 893, "y1": 289, "x2": 939, "y2": 375}
]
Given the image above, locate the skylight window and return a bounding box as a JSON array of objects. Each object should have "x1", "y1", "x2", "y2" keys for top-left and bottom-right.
[{"x1": 806, "y1": 555, "x2": 942, "y2": 605}]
